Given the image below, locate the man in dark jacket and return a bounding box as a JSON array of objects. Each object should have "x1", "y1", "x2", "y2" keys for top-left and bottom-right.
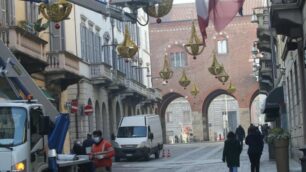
[
  {"x1": 235, "y1": 125, "x2": 245, "y2": 146},
  {"x1": 222, "y1": 131, "x2": 243, "y2": 172},
  {"x1": 245, "y1": 126, "x2": 264, "y2": 172}
]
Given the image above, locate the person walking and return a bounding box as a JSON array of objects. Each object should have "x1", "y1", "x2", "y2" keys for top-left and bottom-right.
[
  {"x1": 235, "y1": 125, "x2": 246, "y2": 146},
  {"x1": 82, "y1": 134, "x2": 95, "y2": 172},
  {"x1": 222, "y1": 131, "x2": 243, "y2": 172},
  {"x1": 91, "y1": 130, "x2": 115, "y2": 172},
  {"x1": 245, "y1": 126, "x2": 264, "y2": 172}
]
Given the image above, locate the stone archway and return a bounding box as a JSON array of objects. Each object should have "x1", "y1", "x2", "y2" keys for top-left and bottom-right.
[
  {"x1": 202, "y1": 89, "x2": 236, "y2": 141},
  {"x1": 249, "y1": 90, "x2": 267, "y2": 125},
  {"x1": 95, "y1": 100, "x2": 101, "y2": 131},
  {"x1": 158, "y1": 92, "x2": 184, "y2": 143},
  {"x1": 102, "y1": 103, "x2": 108, "y2": 137},
  {"x1": 116, "y1": 102, "x2": 121, "y2": 127}
]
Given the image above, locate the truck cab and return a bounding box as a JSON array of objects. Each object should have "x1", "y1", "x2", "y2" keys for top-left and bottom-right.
[{"x1": 0, "y1": 101, "x2": 49, "y2": 172}]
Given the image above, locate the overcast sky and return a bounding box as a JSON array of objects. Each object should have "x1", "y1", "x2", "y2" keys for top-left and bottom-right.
[{"x1": 173, "y1": 0, "x2": 195, "y2": 4}]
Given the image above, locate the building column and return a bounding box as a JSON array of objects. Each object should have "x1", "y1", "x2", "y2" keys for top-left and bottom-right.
[
  {"x1": 192, "y1": 111, "x2": 205, "y2": 142},
  {"x1": 239, "y1": 108, "x2": 251, "y2": 131}
]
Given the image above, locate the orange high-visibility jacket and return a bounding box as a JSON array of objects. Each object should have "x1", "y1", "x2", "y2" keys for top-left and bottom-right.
[{"x1": 91, "y1": 139, "x2": 115, "y2": 168}]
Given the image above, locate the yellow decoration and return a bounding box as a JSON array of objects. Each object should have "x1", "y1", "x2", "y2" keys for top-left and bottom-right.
[
  {"x1": 184, "y1": 21, "x2": 205, "y2": 59},
  {"x1": 179, "y1": 70, "x2": 191, "y2": 89},
  {"x1": 39, "y1": 0, "x2": 72, "y2": 22},
  {"x1": 159, "y1": 55, "x2": 173, "y2": 82},
  {"x1": 216, "y1": 66, "x2": 229, "y2": 85},
  {"x1": 227, "y1": 82, "x2": 236, "y2": 94},
  {"x1": 117, "y1": 25, "x2": 139, "y2": 60},
  {"x1": 208, "y1": 51, "x2": 223, "y2": 76},
  {"x1": 143, "y1": 0, "x2": 173, "y2": 23},
  {"x1": 191, "y1": 83, "x2": 200, "y2": 97}
]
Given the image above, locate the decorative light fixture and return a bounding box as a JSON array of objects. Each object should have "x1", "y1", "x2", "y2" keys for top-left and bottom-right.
[
  {"x1": 117, "y1": 25, "x2": 139, "y2": 62},
  {"x1": 143, "y1": 0, "x2": 173, "y2": 23},
  {"x1": 227, "y1": 82, "x2": 236, "y2": 94},
  {"x1": 184, "y1": 21, "x2": 205, "y2": 60},
  {"x1": 216, "y1": 67, "x2": 229, "y2": 85},
  {"x1": 159, "y1": 55, "x2": 173, "y2": 83},
  {"x1": 39, "y1": 0, "x2": 72, "y2": 22},
  {"x1": 178, "y1": 69, "x2": 191, "y2": 89},
  {"x1": 190, "y1": 83, "x2": 200, "y2": 97},
  {"x1": 34, "y1": 18, "x2": 50, "y2": 32},
  {"x1": 208, "y1": 51, "x2": 223, "y2": 76}
]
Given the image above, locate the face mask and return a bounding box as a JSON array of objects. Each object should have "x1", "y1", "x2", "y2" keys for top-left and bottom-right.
[{"x1": 93, "y1": 137, "x2": 100, "y2": 143}]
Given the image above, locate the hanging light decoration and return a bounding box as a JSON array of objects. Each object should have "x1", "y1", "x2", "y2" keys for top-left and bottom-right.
[
  {"x1": 39, "y1": 0, "x2": 72, "y2": 23},
  {"x1": 117, "y1": 25, "x2": 139, "y2": 62},
  {"x1": 184, "y1": 21, "x2": 205, "y2": 60},
  {"x1": 159, "y1": 55, "x2": 173, "y2": 83},
  {"x1": 227, "y1": 82, "x2": 236, "y2": 94},
  {"x1": 190, "y1": 83, "x2": 200, "y2": 97},
  {"x1": 143, "y1": 0, "x2": 173, "y2": 23},
  {"x1": 34, "y1": 18, "x2": 50, "y2": 32},
  {"x1": 179, "y1": 69, "x2": 191, "y2": 89},
  {"x1": 216, "y1": 67, "x2": 230, "y2": 85},
  {"x1": 208, "y1": 51, "x2": 223, "y2": 76}
]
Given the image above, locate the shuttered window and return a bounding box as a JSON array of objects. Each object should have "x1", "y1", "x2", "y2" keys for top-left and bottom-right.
[{"x1": 80, "y1": 24, "x2": 87, "y2": 60}]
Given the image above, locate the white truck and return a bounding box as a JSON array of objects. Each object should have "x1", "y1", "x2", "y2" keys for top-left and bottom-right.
[
  {"x1": 0, "y1": 35, "x2": 74, "y2": 172},
  {"x1": 115, "y1": 114, "x2": 163, "y2": 161}
]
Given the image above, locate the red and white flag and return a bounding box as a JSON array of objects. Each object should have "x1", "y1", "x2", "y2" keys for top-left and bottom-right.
[{"x1": 196, "y1": 0, "x2": 245, "y2": 43}]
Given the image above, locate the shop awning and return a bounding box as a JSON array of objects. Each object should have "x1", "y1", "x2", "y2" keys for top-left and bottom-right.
[{"x1": 262, "y1": 86, "x2": 284, "y2": 114}]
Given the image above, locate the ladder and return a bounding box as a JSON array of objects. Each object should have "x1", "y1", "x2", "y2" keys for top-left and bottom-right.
[{"x1": 0, "y1": 40, "x2": 59, "y2": 120}]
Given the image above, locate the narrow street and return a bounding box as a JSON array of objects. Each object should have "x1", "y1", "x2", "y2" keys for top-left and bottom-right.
[{"x1": 113, "y1": 142, "x2": 300, "y2": 172}]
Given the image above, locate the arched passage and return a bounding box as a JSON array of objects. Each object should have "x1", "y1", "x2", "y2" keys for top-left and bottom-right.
[
  {"x1": 207, "y1": 94, "x2": 239, "y2": 141},
  {"x1": 95, "y1": 100, "x2": 101, "y2": 131},
  {"x1": 116, "y1": 102, "x2": 121, "y2": 127},
  {"x1": 159, "y1": 92, "x2": 184, "y2": 143},
  {"x1": 202, "y1": 90, "x2": 237, "y2": 141},
  {"x1": 249, "y1": 90, "x2": 267, "y2": 125},
  {"x1": 102, "y1": 103, "x2": 108, "y2": 137},
  {"x1": 108, "y1": 99, "x2": 114, "y2": 135},
  {"x1": 165, "y1": 97, "x2": 192, "y2": 144}
]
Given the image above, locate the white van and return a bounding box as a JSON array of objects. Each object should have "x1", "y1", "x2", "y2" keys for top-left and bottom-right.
[{"x1": 114, "y1": 114, "x2": 163, "y2": 161}]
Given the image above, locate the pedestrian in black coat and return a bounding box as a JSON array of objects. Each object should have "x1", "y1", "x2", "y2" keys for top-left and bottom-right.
[
  {"x1": 235, "y1": 125, "x2": 246, "y2": 146},
  {"x1": 222, "y1": 131, "x2": 243, "y2": 172},
  {"x1": 245, "y1": 126, "x2": 264, "y2": 172}
]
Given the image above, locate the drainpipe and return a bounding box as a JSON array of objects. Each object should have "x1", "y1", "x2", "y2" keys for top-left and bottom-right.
[{"x1": 75, "y1": 82, "x2": 80, "y2": 139}]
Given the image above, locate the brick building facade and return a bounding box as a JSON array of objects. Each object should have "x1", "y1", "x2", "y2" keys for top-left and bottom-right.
[{"x1": 149, "y1": 1, "x2": 264, "y2": 141}]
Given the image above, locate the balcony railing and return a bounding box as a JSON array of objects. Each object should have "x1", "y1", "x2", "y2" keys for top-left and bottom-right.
[
  {"x1": 46, "y1": 51, "x2": 80, "y2": 74},
  {"x1": 90, "y1": 63, "x2": 113, "y2": 81}
]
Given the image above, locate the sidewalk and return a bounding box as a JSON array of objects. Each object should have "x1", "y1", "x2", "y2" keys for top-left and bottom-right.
[{"x1": 239, "y1": 144, "x2": 301, "y2": 172}]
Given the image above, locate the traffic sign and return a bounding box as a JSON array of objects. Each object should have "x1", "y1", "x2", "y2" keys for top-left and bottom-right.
[
  {"x1": 84, "y1": 104, "x2": 93, "y2": 115},
  {"x1": 71, "y1": 99, "x2": 78, "y2": 113}
]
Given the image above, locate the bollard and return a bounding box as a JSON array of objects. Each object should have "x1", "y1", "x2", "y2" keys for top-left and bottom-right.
[
  {"x1": 167, "y1": 149, "x2": 171, "y2": 158},
  {"x1": 299, "y1": 148, "x2": 306, "y2": 172}
]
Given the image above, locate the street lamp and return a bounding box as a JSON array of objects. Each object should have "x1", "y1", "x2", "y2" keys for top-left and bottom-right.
[
  {"x1": 143, "y1": 0, "x2": 174, "y2": 24},
  {"x1": 184, "y1": 21, "x2": 205, "y2": 60},
  {"x1": 159, "y1": 55, "x2": 173, "y2": 83},
  {"x1": 39, "y1": 0, "x2": 72, "y2": 23},
  {"x1": 208, "y1": 51, "x2": 224, "y2": 77},
  {"x1": 178, "y1": 69, "x2": 191, "y2": 89},
  {"x1": 117, "y1": 25, "x2": 139, "y2": 62}
]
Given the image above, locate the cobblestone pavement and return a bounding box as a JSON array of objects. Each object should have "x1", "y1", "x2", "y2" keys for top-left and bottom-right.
[{"x1": 112, "y1": 142, "x2": 301, "y2": 172}]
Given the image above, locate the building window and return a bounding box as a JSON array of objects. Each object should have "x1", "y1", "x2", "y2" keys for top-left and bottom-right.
[
  {"x1": 170, "y1": 52, "x2": 187, "y2": 68},
  {"x1": 102, "y1": 32, "x2": 111, "y2": 65},
  {"x1": 0, "y1": 0, "x2": 6, "y2": 25},
  {"x1": 80, "y1": 23, "x2": 87, "y2": 61},
  {"x1": 217, "y1": 39, "x2": 228, "y2": 54}
]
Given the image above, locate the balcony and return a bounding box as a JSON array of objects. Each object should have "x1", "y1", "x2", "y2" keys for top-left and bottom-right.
[
  {"x1": 7, "y1": 26, "x2": 48, "y2": 74},
  {"x1": 45, "y1": 51, "x2": 82, "y2": 90},
  {"x1": 270, "y1": 0, "x2": 303, "y2": 37},
  {"x1": 124, "y1": 79, "x2": 147, "y2": 97},
  {"x1": 90, "y1": 63, "x2": 113, "y2": 85},
  {"x1": 107, "y1": 71, "x2": 127, "y2": 91}
]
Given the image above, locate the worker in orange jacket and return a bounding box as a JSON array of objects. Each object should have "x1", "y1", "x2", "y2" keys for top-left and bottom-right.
[{"x1": 91, "y1": 130, "x2": 115, "y2": 172}]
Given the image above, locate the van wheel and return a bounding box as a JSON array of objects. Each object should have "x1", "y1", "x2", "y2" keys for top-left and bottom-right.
[
  {"x1": 115, "y1": 157, "x2": 120, "y2": 162},
  {"x1": 154, "y1": 150, "x2": 160, "y2": 159},
  {"x1": 144, "y1": 153, "x2": 150, "y2": 161}
]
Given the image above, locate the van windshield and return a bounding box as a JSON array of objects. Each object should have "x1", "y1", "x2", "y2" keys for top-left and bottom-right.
[
  {"x1": 117, "y1": 126, "x2": 147, "y2": 138},
  {"x1": 0, "y1": 107, "x2": 27, "y2": 146}
]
